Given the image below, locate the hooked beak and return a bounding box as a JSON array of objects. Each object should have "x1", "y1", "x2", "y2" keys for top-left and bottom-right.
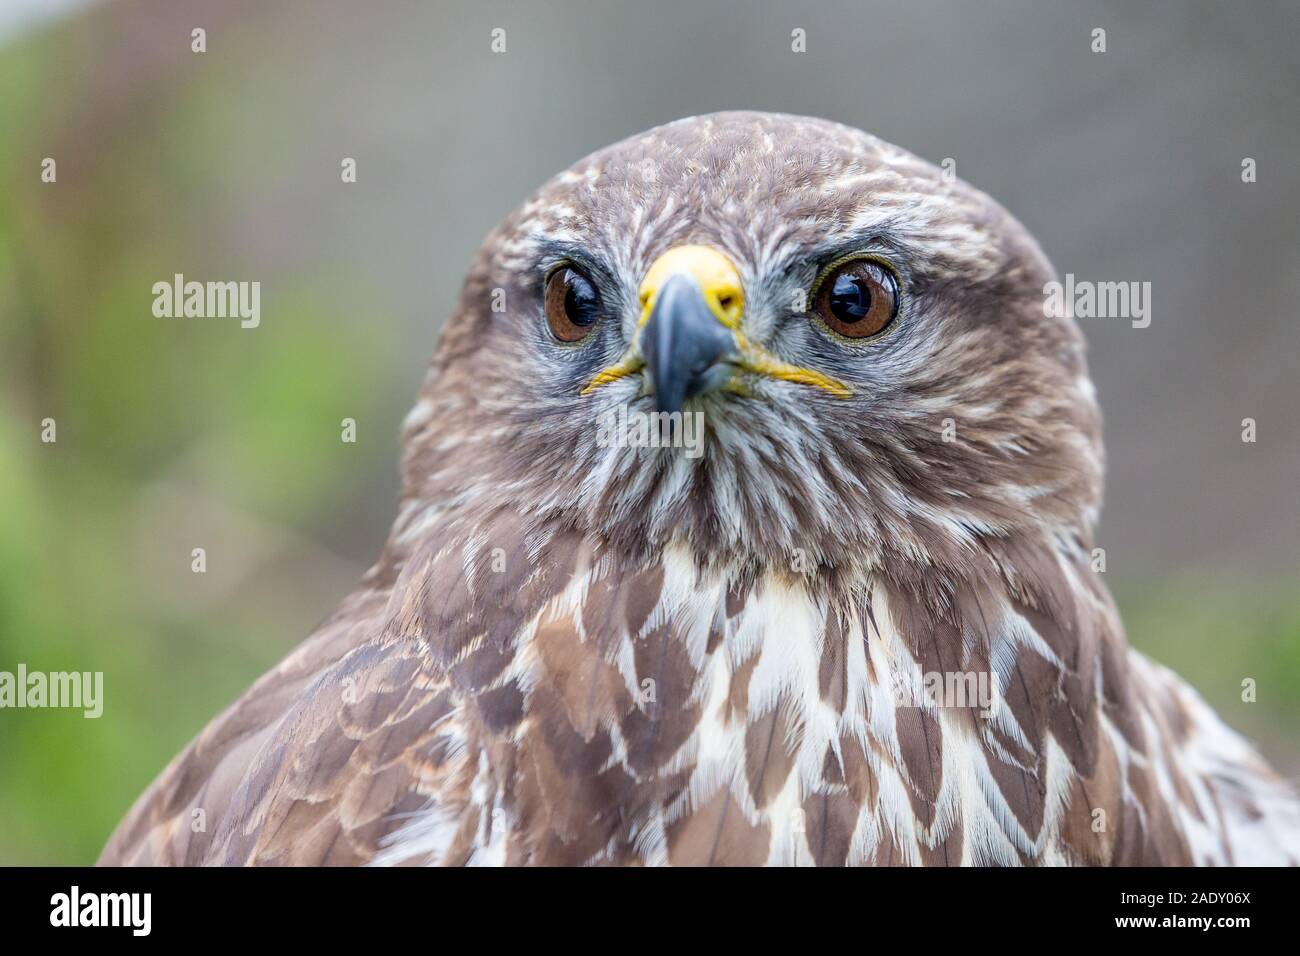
[
  {"x1": 642, "y1": 271, "x2": 739, "y2": 414},
  {"x1": 581, "y1": 244, "x2": 851, "y2": 407}
]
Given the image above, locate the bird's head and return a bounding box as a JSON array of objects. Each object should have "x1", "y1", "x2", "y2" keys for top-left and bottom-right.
[{"x1": 402, "y1": 112, "x2": 1103, "y2": 581}]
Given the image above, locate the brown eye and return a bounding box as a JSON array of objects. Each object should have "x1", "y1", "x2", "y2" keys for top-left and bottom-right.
[
  {"x1": 812, "y1": 258, "x2": 900, "y2": 339},
  {"x1": 545, "y1": 266, "x2": 602, "y2": 342}
]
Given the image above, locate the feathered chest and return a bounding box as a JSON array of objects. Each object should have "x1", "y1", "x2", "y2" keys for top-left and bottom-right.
[
  {"x1": 102, "y1": 522, "x2": 1296, "y2": 867},
  {"x1": 377, "y1": 541, "x2": 1109, "y2": 865}
]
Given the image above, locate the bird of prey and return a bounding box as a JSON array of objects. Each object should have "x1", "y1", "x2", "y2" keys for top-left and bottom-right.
[{"x1": 101, "y1": 112, "x2": 1299, "y2": 866}]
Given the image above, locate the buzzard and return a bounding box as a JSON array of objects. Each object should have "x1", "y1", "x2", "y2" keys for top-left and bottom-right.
[{"x1": 101, "y1": 112, "x2": 1299, "y2": 866}]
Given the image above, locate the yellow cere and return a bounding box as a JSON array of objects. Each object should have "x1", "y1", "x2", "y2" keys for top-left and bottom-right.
[{"x1": 638, "y1": 245, "x2": 745, "y2": 329}]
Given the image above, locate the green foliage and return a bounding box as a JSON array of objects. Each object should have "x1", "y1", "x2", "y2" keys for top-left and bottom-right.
[
  {"x1": 0, "y1": 27, "x2": 401, "y2": 864},
  {"x1": 1121, "y1": 577, "x2": 1300, "y2": 771}
]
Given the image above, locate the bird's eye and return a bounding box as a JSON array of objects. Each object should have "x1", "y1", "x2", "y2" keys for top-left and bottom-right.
[
  {"x1": 811, "y1": 257, "x2": 900, "y2": 339},
  {"x1": 545, "y1": 266, "x2": 603, "y2": 342}
]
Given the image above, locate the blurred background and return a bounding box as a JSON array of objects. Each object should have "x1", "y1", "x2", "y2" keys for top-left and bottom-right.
[{"x1": 1, "y1": 0, "x2": 1297, "y2": 864}]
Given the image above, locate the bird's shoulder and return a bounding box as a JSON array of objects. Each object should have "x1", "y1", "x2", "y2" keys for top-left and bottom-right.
[{"x1": 98, "y1": 584, "x2": 459, "y2": 866}]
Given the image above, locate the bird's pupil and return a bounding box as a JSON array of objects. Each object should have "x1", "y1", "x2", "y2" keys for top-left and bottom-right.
[
  {"x1": 829, "y1": 274, "x2": 871, "y2": 322},
  {"x1": 564, "y1": 272, "x2": 599, "y2": 326}
]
